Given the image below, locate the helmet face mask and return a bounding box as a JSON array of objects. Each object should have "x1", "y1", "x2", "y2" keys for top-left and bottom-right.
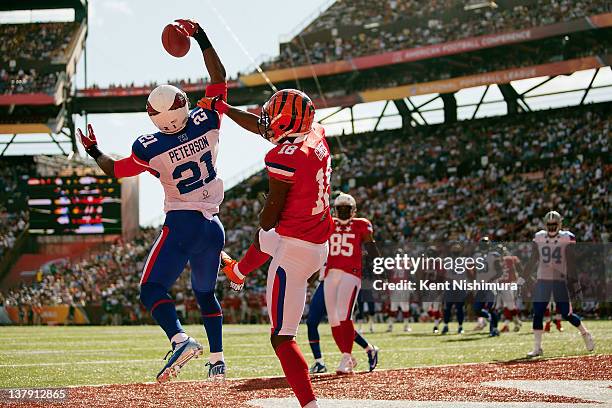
[
  {"x1": 543, "y1": 211, "x2": 562, "y2": 237},
  {"x1": 147, "y1": 84, "x2": 189, "y2": 134},
  {"x1": 334, "y1": 193, "x2": 356, "y2": 222},
  {"x1": 258, "y1": 89, "x2": 315, "y2": 145},
  {"x1": 335, "y1": 205, "x2": 354, "y2": 221}
]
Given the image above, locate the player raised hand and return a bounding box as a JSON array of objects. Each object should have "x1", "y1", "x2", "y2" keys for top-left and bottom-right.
[
  {"x1": 77, "y1": 124, "x2": 97, "y2": 150},
  {"x1": 174, "y1": 19, "x2": 201, "y2": 37}
]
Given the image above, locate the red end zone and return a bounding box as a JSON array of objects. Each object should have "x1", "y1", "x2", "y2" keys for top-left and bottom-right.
[{"x1": 20, "y1": 355, "x2": 612, "y2": 407}]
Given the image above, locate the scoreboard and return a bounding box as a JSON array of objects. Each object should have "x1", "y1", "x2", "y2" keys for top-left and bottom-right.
[{"x1": 27, "y1": 176, "x2": 122, "y2": 235}]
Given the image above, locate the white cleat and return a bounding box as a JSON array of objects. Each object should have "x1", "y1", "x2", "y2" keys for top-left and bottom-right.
[
  {"x1": 527, "y1": 348, "x2": 543, "y2": 358},
  {"x1": 404, "y1": 325, "x2": 412, "y2": 332},
  {"x1": 336, "y1": 354, "x2": 354, "y2": 375},
  {"x1": 582, "y1": 332, "x2": 595, "y2": 352}
]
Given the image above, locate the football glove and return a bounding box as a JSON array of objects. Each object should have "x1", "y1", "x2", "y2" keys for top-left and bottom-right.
[
  {"x1": 175, "y1": 19, "x2": 212, "y2": 50},
  {"x1": 197, "y1": 95, "x2": 229, "y2": 114},
  {"x1": 221, "y1": 251, "x2": 244, "y2": 291},
  {"x1": 77, "y1": 124, "x2": 102, "y2": 159},
  {"x1": 174, "y1": 19, "x2": 200, "y2": 37}
]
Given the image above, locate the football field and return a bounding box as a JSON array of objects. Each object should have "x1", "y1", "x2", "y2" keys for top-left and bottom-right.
[{"x1": 1, "y1": 321, "x2": 611, "y2": 388}]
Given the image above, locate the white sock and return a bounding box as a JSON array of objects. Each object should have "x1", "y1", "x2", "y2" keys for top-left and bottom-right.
[
  {"x1": 171, "y1": 332, "x2": 189, "y2": 345},
  {"x1": 534, "y1": 330, "x2": 543, "y2": 350},
  {"x1": 578, "y1": 323, "x2": 588, "y2": 335},
  {"x1": 209, "y1": 352, "x2": 224, "y2": 364},
  {"x1": 434, "y1": 318, "x2": 441, "y2": 327},
  {"x1": 304, "y1": 400, "x2": 319, "y2": 408},
  {"x1": 315, "y1": 358, "x2": 324, "y2": 364}
]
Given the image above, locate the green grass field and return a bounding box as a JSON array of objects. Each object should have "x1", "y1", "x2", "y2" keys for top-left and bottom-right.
[{"x1": 1, "y1": 321, "x2": 611, "y2": 388}]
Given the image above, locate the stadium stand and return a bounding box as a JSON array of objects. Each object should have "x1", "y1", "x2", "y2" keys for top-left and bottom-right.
[
  {"x1": 4, "y1": 102, "x2": 608, "y2": 323},
  {"x1": 0, "y1": 22, "x2": 80, "y2": 96},
  {"x1": 0, "y1": 159, "x2": 34, "y2": 263},
  {"x1": 264, "y1": 0, "x2": 610, "y2": 70}
]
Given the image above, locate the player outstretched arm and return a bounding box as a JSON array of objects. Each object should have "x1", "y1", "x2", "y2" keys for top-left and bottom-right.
[
  {"x1": 77, "y1": 124, "x2": 146, "y2": 178},
  {"x1": 197, "y1": 96, "x2": 261, "y2": 134},
  {"x1": 174, "y1": 19, "x2": 226, "y2": 84}
]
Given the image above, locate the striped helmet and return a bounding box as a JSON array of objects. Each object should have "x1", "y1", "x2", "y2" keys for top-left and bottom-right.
[{"x1": 257, "y1": 89, "x2": 315, "y2": 144}]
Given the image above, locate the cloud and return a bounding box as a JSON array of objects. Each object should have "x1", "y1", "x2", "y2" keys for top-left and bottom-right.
[{"x1": 102, "y1": 0, "x2": 134, "y2": 16}]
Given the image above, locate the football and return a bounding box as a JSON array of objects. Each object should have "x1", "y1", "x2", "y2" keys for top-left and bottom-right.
[{"x1": 161, "y1": 23, "x2": 190, "y2": 57}]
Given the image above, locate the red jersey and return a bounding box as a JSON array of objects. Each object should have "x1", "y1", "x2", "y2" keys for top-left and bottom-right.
[
  {"x1": 501, "y1": 255, "x2": 519, "y2": 283},
  {"x1": 264, "y1": 123, "x2": 334, "y2": 244},
  {"x1": 326, "y1": 217, "x2": 373, "y2": 278}
]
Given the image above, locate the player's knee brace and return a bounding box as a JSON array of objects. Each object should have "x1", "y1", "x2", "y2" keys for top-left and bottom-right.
[
  {"x1": 139, "y1": 282, "x2": 171, "y2": 311},
  {"x1": 194, "y1": 290, "x2": 221, "y2": 316}
]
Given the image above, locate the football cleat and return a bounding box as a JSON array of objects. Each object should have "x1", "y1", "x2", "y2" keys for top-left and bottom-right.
[
  {"x1": 489, "y1": 328, "x2": 500, "y2": 337},
  {"x1": 457, "y1": 326, "x2": 464, "y2": 335},
  {"x1": 336, "y1": 354, "x2": 354, "y2": 375},
  {"x1": 156, "y1": 337, "x2": 203, "y2": 383},
  {"x1": 433, "y1": 326, "x2": 439, "y2": 334},
  {"x1": 441, "y1": 325, "x2": 449, "y2": 335},
  {"x1": 473, "y1": 320, "x2": 486, "y2": 331},
  {"x1": 206, "y1": 360, "x2": 226, "y2": 380},
  {"x1": 309, "y1": 362, "x2": 327, "y2": 374},
  {"x1": 582, "y1": 332, "x2": 595, "y2": 352},
  {"x1": 527, "y1": 348, "x2": 544, "y2": 358},
  {"x1": 404, "y1": 325, "x2": 412, "y2": 333},
  {"x1": 513, "y1": 319, "x2": 522, "y2": 332},
  {"x1": 367, "y1": 346, "x2": 379, "y2": 372},
  {"x1": 501, "y1": 325, "x2": 510, "y2": 333}
]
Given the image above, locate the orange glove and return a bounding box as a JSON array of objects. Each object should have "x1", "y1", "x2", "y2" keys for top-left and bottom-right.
[
  {"x1": 221, "y1": 251, "x2": 244, "y2": 291},
  {"x1": 197, "y1": 95, "x2": 229, "y2": 114}
]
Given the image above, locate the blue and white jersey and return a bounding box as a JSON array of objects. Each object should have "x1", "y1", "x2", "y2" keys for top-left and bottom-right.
[
  {"x1": 131, "y1": 107, "x2": 223, "y2": 218},
  {"x1": 533, "y1": 229, "x2": 576, "y2": 280}
]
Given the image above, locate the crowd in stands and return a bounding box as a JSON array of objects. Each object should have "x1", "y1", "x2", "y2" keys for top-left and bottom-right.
[
  {"x1": 0, "y1": 22, "x2": 79, "y2": 96},
  {"x1": 262, "y1": 0, "x2": 610, "y2": 70},
  {"x1": 0, "y1": 160, "x2": 34, "y2": 263},
  {"x1": 1, "y1": 103, "x2": 609, "y2": 323},
  {"x1": 0, "y1": 22, "x2": 78, "y2": 65},
  {"x1": 0, "y1": 68, "x2": 60, "y2": 95}
]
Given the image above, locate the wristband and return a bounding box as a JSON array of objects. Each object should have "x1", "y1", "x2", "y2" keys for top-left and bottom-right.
[
  {"x1": 86, "y1": 145, "x2": 103, "y2": 160},
  {"x1": 193, "y1": 28, "x2": 212, "y2": 50}
]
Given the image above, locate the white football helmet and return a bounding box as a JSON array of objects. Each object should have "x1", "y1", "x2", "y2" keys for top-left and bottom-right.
[
  {"x1": 543, "y1": 210, "x2": 562, "y2": 237},
  {"x1": 146, "y1": 84, "x2": 189, "y2": 134},
  {"x1": 334, "y1": 193, "x2": 356, "y2": 222}
]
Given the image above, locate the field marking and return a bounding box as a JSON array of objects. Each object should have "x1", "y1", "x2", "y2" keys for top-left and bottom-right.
[
  {"x1": 0, "y1": 336, "x2": 602, "y2": 363},
  {"x1": 483, "y1": 380, "x2": 612, "y2": 403},
  {"x1": 248, "y1": 380, "x2": 612, "y2": 407},
  {"x1": 248, "y1": 399, "x2": 597, "y2": 408}
]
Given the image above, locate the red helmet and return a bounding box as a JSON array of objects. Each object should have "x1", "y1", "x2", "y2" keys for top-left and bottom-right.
[{"x1": 257, "y1": 89, "x2": 315, "y2": 144}]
